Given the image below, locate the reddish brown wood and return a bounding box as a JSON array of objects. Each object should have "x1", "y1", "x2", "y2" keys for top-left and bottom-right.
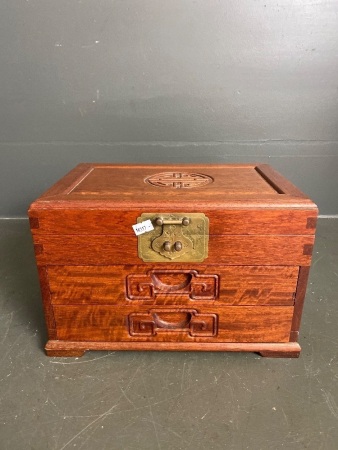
[
  {"x1": 48, "y1": 265, "x2": 298, "y2": 306},
  {"x1": 289, "y1": 331, "x2": 299, "y2": 341},
  {"x1": 52, "y1": 305, "x2": 293, "y2": 343},
  {"x1": 303, "y1": 244, "x2": 314, "y2": 256},
  {"x1": 28, "y1": 163, "x2": 318, "y2": 210},
  {"x1": 46, "y1": 348, "x2": 86, "y2": 357},
  {"x1": 33, "y1": 235, "x2": 314, "y2": 266},
  {"x1": 29, "y1": 208, "x2": 317, "y2": 236},
  {"x1": 34, "y1": 244, "x2": 43, "y2": 255},
  {"x1": 306, "y1": 217, "x2": 317, "y2": 230},
  {"x1": 290, "y1": 266, "x2": 311, "y2": 342},
  {"x1": 28, "y1": 164, "x2": 317, "y2": 358},
  {"x1": 29, "y1": 217, "x2": 39, "y2": 229},
  {"x1": 37, "y1": 266, "x2": 57, "y2": 339},
  {"x1": 255, "y1": 164, "x2": 308, "y2": 198},
  {"x1": 258, "y1": 348, "x2": 300, "y2": 358},
  {"x1": 45, "y1": 340, "x2": 301, "y2": 357}
]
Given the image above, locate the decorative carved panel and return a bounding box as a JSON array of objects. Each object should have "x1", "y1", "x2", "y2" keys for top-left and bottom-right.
[
  {"x1": 145, "y1": 172, "x2": 213, "y2": 189},
  {"x1": 126, "y1": 270, "x2": 219, "y2": 301},
  {"x1": 129, "y1": 309, "x2": 218, "y2": 337}
]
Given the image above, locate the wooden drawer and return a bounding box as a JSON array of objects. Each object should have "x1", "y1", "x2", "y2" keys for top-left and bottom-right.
[
  {"x1": 53, "y1": 305, "x2": 294, "y2": 343},
  {"x1": 48, "y1": 265, "x2": 299, "y2": 306}
]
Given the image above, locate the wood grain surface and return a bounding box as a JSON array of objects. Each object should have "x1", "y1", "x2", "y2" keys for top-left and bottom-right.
[
  {"x1": 52, "y1": 305, "x2": 294, "y2": 343},
  {"x1": 45, "y1": 340, "x2": 301, "y2": 358},
  {"x1": 48, "y1": 265, "x2": 298, "y2": 306},
  {"x1": 29, "y1": 208, "x2": 317, "y2": 236},
  {"x1": 290, "y1": 266, "x2": 311, "y2": 341},
  {"x1": 28, "y1": 163, "x2": 318, "y2": 210},
  {"x1": 33, "y1": 234, "x2": 314, "y2": 266},
  {"x1": 37, "y1": 266, "x2": 57, "y2": 339},
  {"x1": 29, "y1": 163, "x2": 317, "y2": 357}
]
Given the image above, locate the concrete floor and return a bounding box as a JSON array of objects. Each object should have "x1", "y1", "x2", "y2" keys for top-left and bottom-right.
[{"x1": 0, "y1": 219, "x2": 337, "y2": 450}]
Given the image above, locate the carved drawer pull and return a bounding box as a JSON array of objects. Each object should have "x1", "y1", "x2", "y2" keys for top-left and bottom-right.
[
  {"x1": 126, "y1": 270, "x2": 219, "y2": 300},
  {"x1": 151, "y1": 272, "x2": 193, "y2": 292},
  {"x1": 129, "y1": 309, "x2": 218, "y2": 337},
  {"x1": 152, "y1": 311, "x2": 192, "y2": 329}
]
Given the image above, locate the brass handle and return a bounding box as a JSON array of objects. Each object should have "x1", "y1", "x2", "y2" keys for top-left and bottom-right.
[{"x1": 155, "y1": 217, "x2": 190, "y2": 226}]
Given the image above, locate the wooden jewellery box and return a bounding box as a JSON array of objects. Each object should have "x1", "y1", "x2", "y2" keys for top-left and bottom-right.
[{"x1": 28, "y1": 164, "x2": 318, "y2": 357}]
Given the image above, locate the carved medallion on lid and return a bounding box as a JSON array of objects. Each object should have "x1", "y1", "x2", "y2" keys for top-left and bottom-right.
[{"x1": 145, "y1": 172, "x2": 213, "y2": 189}]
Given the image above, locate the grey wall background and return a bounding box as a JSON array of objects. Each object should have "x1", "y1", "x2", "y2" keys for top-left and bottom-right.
[{"x1": 0, "y1": 0, "x2": 337, "y2": 217}]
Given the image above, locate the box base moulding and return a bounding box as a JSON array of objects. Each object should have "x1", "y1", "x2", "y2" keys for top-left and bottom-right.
[{"x1": 45, "y1": 340, "x2": 301, "y2": 358}]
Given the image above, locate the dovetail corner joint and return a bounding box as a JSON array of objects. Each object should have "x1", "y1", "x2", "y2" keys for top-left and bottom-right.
[
  {"x1": 303, "y1": 244, "x2": 313, "y2": 256},
  {"x1": 306, "y1": 217, "x2": 317, "y2": 229},
  {"x1": 29, "y1": 217, "x2": 40, "y2": 229},
  {"x1": 34, "y1": 244, "x2": 44, "y2": 255}
]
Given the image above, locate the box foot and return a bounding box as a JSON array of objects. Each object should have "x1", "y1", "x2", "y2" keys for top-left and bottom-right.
[
  {"x1": 45, "y1": 348, "x2": 86, "y2": 357},
  {"x1": 258, "y1": 347, "x2": 301, "y2": 358},
  {"x1": 45, "y1": 341, "x2": 86, "y2": 357}
]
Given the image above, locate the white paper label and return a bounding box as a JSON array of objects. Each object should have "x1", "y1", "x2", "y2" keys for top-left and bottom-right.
[{"x1": 132, "y1": 219, "x2": 154, "y2": 236}]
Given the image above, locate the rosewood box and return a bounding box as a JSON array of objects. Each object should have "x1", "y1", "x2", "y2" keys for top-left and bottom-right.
[{"x1": 28, "y1": 164, "x2": 317, "y2": 357}]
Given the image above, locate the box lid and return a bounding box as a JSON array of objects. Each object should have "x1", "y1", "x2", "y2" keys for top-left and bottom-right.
[{"x1": 28, "y1": 163, "x2": 318, "y2": 235}]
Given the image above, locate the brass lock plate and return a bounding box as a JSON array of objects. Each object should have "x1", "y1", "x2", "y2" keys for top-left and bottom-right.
[{"x1": 137, "y1": 213, "x2": 209, "y2": 262}]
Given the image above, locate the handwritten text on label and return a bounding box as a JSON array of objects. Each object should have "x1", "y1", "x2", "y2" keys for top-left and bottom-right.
[{"x1": 132, "y1": 219, "x2": 154, "y2": 236}]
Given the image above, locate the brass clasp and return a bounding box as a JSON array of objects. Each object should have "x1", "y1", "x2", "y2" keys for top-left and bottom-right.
[
  {"x1": 136, "y1": 213, "x2": 209, "y2": 263},
  {"x1": 155, "y1": 217, "x2": 190, "y2": 226}
]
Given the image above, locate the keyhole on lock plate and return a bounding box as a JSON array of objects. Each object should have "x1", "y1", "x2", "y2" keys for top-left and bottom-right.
[{"x1": 163, "y1": 241, "x2": 182, "y2": 252}]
